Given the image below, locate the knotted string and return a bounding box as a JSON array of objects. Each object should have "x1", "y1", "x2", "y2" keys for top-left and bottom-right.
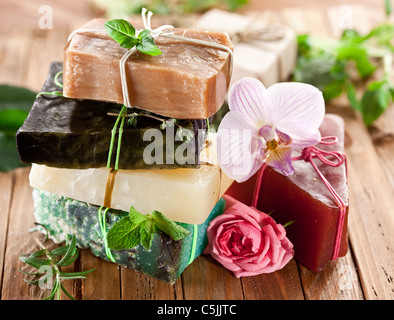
[
  {"x1": 98, "y1": 206, "x2": 116, "y2": 263},
  {"x1": 251, "y1": 136, "x2": 348, "y2": 261}
]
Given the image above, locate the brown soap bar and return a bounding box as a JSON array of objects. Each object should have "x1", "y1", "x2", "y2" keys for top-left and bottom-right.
[
  {"x1": 225, "y1": 114, "x2": 349, "y2": 272},
  {"x1": 63, "y1": 19, "x2": 233, "y2": 119}
]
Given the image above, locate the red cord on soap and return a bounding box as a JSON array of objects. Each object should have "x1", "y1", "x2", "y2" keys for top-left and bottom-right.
[{"x1": 252, "y1": 136, "x2": 348, "y2": 261}]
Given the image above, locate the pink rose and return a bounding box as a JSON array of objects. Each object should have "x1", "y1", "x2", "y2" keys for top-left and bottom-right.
[{"x1": 204, "y1": 195, "x2": 294, "y2": 278}]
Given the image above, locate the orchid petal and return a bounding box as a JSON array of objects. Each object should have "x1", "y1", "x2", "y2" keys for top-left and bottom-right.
[
  {"x1": 263, "y1": 82, "x2": 325, "y2": 138},
  {"x1": 258, "y1": 125, "x2": 275, "y2": 141},
  {"x1": 266, "y1": 146, "x2": 294, "y2": 176},
  {"x1": 275, "y1": 128, "x2": 292, "y2": 146},
  {"x1": 291, "y1": 130, "x2": 321, "y2": 149},
  {"x1": 217, "y1": 111, "x2": 264, "y2": 183},
  {"x1": 228, "y1": 77, "x2": 268, "y2": 128}
]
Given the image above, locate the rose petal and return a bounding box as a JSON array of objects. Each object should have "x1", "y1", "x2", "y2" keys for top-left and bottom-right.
[
  {"x1": 266, "y1": 146, "x2": 294, "y2": 176},
  {"x1": 228, "y1": 77, "x2": 268, "y2": 128},
  {"x1": 263, "y1": 82, "x2": 325, "y2": 138}
]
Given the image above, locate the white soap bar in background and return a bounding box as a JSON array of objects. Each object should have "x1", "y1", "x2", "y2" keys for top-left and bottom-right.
[{"x1": 194, "y1": 8, "x2": 297, "y2": 88}]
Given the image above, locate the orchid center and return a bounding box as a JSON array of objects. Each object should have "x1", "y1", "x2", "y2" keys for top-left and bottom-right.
[
  {"x1": 266, "y1": 139, "x2": 278, "y2": 150},
  {"x1": 258, "y1": 125, "x2": 279, "y2": 151}
]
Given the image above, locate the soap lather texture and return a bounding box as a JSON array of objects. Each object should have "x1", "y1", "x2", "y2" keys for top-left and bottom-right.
[
  {"x1": 16, "y1": 62, "x2": 207, "y2": 170},
  {"x1": 63, "y1": 19, "x2": 233, "y2": 119},
  {"x1": 32, "y1": 189, "x2": 226, "y2": 284}
]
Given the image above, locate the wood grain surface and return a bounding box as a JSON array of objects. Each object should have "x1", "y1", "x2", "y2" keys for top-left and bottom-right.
[{"x1": 0, "y1": 0, "x2": 393, "y2": 301}]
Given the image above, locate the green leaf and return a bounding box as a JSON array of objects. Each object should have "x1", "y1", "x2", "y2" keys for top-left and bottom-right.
[
  {"x1": 28, "y1": 249, "x2": 47, "y2": 258},
  {"x1": 0, "y1": 85, "x2": 36, "y2": 112},
  {"x1": 49, "y1": 246, "x2": 70, "y2": 256},
  {"x1": 56, "y1": 235, "x2": 77, "y2": 266},
  {"x1": 336, "y1": 45, "x2": 376, "y2": 78},
  {"x1": 361, "y1": 85, "x2": 390, "y2": 126},
  {"x1": 0, "y1": 109, "x2": 29, "y2": 137},
  {"x1": 385, "y1": 0, "x2": 392, "y2": 16},
  {"x1": 104, "y1": 19, "x2": 136, "y2": 49},
  {"x1": 139, "y1": 219, "x2": 156, "y2": 251},
  {"x1": 346, "y1": 83, "x2": 362, "y2": 111},
  {"x1": 42, "y1": 277, "x2": 60, "y2": 300},
  {"x1": 136, "y1": 34, "x2": 162, "y2": 56},
  {"x1": 0, "y1": 85, "x2": 35, "y2": 171},
  {"x1": 107, "y1": 215, "x2": 143, "y2": 250},
  {"x1": 19, "y1": 256, "x2": 51, "y2": 269},
  {"x1": 323, "y1": 81, "x2": 344, "y2": 100},
  {"x1": 60, "y1": 282, "x2": 76, "y2": 300},
  {"x1": 59, "y1": 269, "x2": 95, "y2": 278},
  {"x1": 150, "y1": 210, "x2": 190, "y2": 241},
  {"x1": 224, "y1": 0, "x2": 248, "y2": 11}
]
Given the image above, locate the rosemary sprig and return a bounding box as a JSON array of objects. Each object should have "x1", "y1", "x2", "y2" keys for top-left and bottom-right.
[{"x1": 18, "y1": 234, "x2": 95, "y2": 300}]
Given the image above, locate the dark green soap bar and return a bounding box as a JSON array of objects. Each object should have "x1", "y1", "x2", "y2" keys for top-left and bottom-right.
[
  {"x1": 32, "y1": 188, "x2": 225, "y2": 284},
  {"x1": 16, "y1": 62, "x2": 207, "y2": 170}
]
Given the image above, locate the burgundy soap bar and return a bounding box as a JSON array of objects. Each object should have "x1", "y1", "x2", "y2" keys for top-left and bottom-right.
[{"x1": 225, "y1": 114, "x2": 349, "y2": 272}]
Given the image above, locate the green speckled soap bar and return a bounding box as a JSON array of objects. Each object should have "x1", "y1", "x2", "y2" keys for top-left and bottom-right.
[
  {"x1": 16, "y1": 62, "x2": 207, "y2": 170},
  {"x1": 32, "y1": 189, "x2": 225, "y2": 284}
]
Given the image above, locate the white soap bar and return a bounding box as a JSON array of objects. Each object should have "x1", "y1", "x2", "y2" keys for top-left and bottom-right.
[{"x1": 29, "y1": 135, "x2": 233, "y2": 224}]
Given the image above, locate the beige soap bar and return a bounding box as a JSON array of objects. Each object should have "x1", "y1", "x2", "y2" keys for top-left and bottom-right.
[
  {"x1": 29, "y1": 134, "x2": 234, "y2": 224},
  {"x1": 63, "y1": 19, "x2": 233, "y2": 119}
]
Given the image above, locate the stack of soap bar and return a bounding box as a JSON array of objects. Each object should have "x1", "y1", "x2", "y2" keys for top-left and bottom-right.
[
  {"x1": 225, "y1": 114, "x2": 349, "y2": 271},
  {"x1": 17, "y1": 62, "x2": 206, "y2": 170},
  {"x1": 32, "y1": 189, "x2": 226, "y2": 284},
  {"x1": 63, "y1": 19, "x2": 233, "y2": 119}
]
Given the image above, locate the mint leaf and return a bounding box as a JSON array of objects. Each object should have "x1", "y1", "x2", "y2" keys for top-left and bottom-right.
[
  {"x1": 151, "y1": 211, "x2": 190, "y2": 241},
  {"x1": 104, "y1": 19, "x2": 162, "y2": 56},
  {"x1": 361, "y1": 83, "x2": 391, "y2": 126},
  {"x1": 104, "y1": 19, "x2": 136, "y2": 49},
  {"x1": 107, "y1": 215, "x2": 144, "y2": 250},
  {"x1": 136, "y1": 34, "x2": 162, "y2": 56},
  {"x1": 346, "y1": 83, "x2": 361, "y2": 111}
]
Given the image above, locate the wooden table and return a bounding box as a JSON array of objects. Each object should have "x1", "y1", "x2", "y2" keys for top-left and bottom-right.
[{"x1": 0, "y1": 1, "x2": 393, "y2": 301}]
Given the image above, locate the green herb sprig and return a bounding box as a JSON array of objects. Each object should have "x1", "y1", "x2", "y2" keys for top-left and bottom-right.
[
  {"x1": 19, "y1": 234, "x2": 95, "y2": 300},
  {"x1": 104, "y1": 19, "x2": 162, "y2": 56},
  {"x1": 294, "y1": 19, "x2": 394, "y2": 127},
  {"x1": 107, "y1": 207, "x2": 190, "y2": 251}
]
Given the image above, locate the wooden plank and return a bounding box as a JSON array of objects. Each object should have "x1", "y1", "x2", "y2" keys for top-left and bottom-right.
[
  {"x1": 120, "y1": 267, "x2": 183, "y2": 300},
  {"x1": 78, "y1": 251, "x2": 122, "y2": 300},
  {"x1": 241, "y1": 260, "x2": 304, "y2": 300},
  {"x1": 181, "y1": 256, "x2": 244, "y2": 300},
  {"x1": 0, "y1": 28, "x2": 33, "y2": 87},
  {"x1": 1, "y1": 167, "x2": 40, "y2": 299},
  {"x1": 299, "y1": 251, "x2": 364, "y2": 300},
  {"x1": 336, "y1": 104, "x2": 394, "y2": 300},
  {"x1": 0, "y1": 171, "x2": 14, "y2": 297},
  {"x1": 24, "y1": 28, "x2": 68, "y2": 92}
]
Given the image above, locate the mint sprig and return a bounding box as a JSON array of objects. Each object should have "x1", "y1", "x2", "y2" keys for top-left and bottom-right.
[
  {"x1": 104, "y1": 19, "x2": 162, "y2": 56},
  {"x1": 107, "y1": 207, "x2": 190, "y2": 251}
]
